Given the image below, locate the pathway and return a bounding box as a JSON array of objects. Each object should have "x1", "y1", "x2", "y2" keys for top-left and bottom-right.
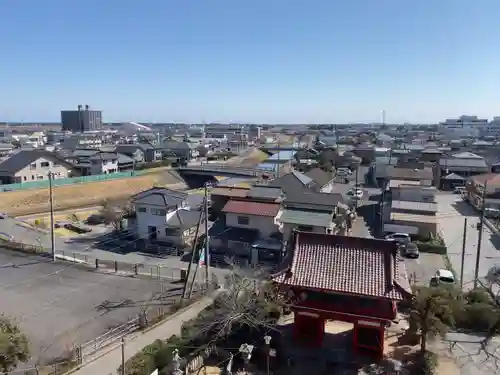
[{"x1": 71, "y1": 295, "x2": 216, "y2": 375}]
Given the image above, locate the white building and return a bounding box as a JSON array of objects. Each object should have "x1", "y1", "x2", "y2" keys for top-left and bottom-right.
[
  {"x1": 132, "y1": 188, "x2": 188, "y2": 242},
  {"x1": 482, "y1": 117, "x2": 500, "y2": 137},
  {"x1": 89, "y1": 152, "x2": 118, "y2": 175},
  {"x1": 439, "y1": 115, "x2": 488, "y2": 137}
]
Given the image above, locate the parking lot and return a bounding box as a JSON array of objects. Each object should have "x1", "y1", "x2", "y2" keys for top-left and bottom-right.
[{"x1": 0, "y1": 249, "x2": 183, "y2": 365}]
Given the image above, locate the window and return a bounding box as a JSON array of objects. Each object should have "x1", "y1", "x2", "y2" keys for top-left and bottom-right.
[
  {"x1": 40, "y1": 161, "x2": 50, "y2": 168},
  {"x1": 23, "y1": 176, "x2": 27, "y2": 181},
  {"x1": 137, "y1": 207, "x2": 147, "y2": 213},
  {"x1": 152, "y1": 209, "x2": 167, "y2": 216},
  {"x1": 37, "y1": 175, "x2": 44, "y2": 180},
  {"x1": 30, "y1": 163, "x2": 36, "y2": 170},
  {"x1": 31, "y1": 175, "x2": 35, "y2": 180},
  {"x1": 237, "y1": 216, "x2": 249, "y2": 225}
]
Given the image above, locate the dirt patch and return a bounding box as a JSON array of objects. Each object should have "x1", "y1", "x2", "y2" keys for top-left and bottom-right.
[{"x1": 0, "y1": 171, "x2": 186, "y2": 216}]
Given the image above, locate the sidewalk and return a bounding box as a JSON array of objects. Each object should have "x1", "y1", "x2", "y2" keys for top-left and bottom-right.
[{"x1": 70, "y1": 295, "x2": 215, "y2": 375}]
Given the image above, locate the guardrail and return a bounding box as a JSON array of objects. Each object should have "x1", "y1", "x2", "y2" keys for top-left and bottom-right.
[{"x1": 178, "y1": 164, "x2": 275, "y2": 177}]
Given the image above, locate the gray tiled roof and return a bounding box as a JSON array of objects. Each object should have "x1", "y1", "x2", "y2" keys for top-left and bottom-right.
[
  {"x1": 440, "y1": 158, "x2": 488, "y2": 168},
  {"x1": 247, "y1": 186, "x2": 283, "y2": 200},
  {"x1": 89, "y1": 152, "x2": 118, "y2": 161},
  {"x1": 132, "y1": 187, "x2": 187, "y2": 206},
  {"x1": 304, "y1": 168, "x2": 334, "y2": 187},
  {"x1": 284, "y1": 191, "x2": 343, "y2": 211},
  {"x1": 279, "y1": 209, "x2": 333, "y2": 227},
  {"x1": 273, "y1": 232, "x2": 410, "y2": 301}
]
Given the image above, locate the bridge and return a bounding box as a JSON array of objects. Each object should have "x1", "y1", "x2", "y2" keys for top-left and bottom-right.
[{"x1": 176, "y1": 164, "x2": 275, "y2": 178}]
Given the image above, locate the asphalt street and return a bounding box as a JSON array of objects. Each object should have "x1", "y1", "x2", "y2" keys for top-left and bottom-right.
[{"x1": 436, "y1": 193, "x2": 500, "y2": 289}]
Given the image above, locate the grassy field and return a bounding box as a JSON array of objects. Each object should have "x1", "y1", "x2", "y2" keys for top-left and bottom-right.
[{"x1": 0, "y1": 171, "x2": 186, "y2": 216}]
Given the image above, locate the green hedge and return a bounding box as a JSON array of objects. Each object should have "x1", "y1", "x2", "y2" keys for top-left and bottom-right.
[{"x1": 414, "y1": 241, "x2": 447, "y2": 254}]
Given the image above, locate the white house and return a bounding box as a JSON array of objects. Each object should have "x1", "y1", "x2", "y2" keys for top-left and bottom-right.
[
  {"x1": 89, "y1": 152, "x2": 119, "y2": 175},
  {"x1": 132, "y1": 187, "x2": 188, "y2": 242}
]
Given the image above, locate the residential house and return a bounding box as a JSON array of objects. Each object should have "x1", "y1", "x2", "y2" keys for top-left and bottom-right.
[
  {"x1": 268, "y1": 170, "x2": 316, "y2": 193},
  {"x1": 210, "y1": 197, "x2": 283, "y2": 265},
  {"x1": 0, "y1": 150, "x2": 75, "y2": 184},
  {"x1": 387, "y1": 166, "x2": 434, "y2": 186},
  {"x1": 438, "y1": 152, "x2": 489, "y2": 183},
  {"x1": 384, "y1": 180, "x2": 438, "y2": 238},
  {"x1": 0, "y1": 143, "x2": 14, "y2": 156},
  {"x1": 352, "y1": 144, "x2": 376, "y2": 165},
  {"x1": 163, "y1": 208, "x2": 203, "y2": 247},
  {"x1": 465, "y1": 173, "x2": 500, "y2": 211},
  {"x1": 61, "y1": 133, "x2": 104, "y2": 150},
  {"x1": 89, "y1": 152, "x2": 119, "y2": 175},
  {"x1": 209, "y1": 186, "x2": 251, "y2": 217},
  {"x1": 304, "y1": 168, "x2": 335, "y2": 193},
  {"x1": 131, "y1": 187, "x2": 189, "y2": 243},
  {"x1": 114, "y1": 144, "x2": 147, "y2": 163},
  {"x1": 162, "y1": 139, "x2": 197, "y2": 162}
]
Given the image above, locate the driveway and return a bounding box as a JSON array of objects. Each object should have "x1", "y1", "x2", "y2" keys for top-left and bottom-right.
[
  {"x1": 436, "y1": 193, "x2": 500, "y2": 289},
  {"x1": 404, "y1": 253, "x2": 446, "y2": 286}
]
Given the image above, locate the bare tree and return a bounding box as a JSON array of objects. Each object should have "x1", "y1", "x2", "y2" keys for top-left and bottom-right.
[
  {"x1": 409, "y1": 286, "x2": 456, "y2": 353},
  {"x1": 99, "y1": 199, "x2": 134, "y2": 231},
  {"x1": 187, "y1": 263, "x2": 281, "y2": 341}
]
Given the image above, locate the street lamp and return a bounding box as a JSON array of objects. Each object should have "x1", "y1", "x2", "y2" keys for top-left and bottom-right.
[{"x1": 263, "y1": 335, "x2": 272, "y2": 375}]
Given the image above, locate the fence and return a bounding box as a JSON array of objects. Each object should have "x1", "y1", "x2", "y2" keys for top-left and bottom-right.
[
  {"x1": 0, "y1": 171, "x2": 137, "y2": 192},
  {"x1": 0, "y1": 239, "x2": 205, "y2": 284},
  {"x1": 6, "y1": 361, "x2": 77, "y2": 375}
]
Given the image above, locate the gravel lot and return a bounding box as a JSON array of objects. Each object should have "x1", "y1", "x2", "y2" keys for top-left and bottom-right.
[{"x1": 0, "y1": 248, "x2": 180, "y2": 364}]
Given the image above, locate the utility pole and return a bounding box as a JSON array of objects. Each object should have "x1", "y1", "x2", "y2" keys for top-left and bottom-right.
[
  {"x1": 181, "y1": 206, "x2": 204, "y2": 299},
  {"x1": 48, "y1": 172, "x2": 56, "y2": 261},
  {"x1": 121, "y1": 338, "x2": 125, "y2": 375},
  {"x1": 204, "y1": 182, "x2": 210, "y2": 290},
  {"x1": 354, "y1": 166, "x2": 360, "y2": 211},
  {"x1": 474, "y1": 181, "x2": 487, "y2": 288},
  {"x1": 460, "y1": 218, "x2": 468, "y2": 289}
]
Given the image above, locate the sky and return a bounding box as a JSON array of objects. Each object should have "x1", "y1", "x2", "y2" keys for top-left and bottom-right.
[{"x1": 1, "y1": 0, "x2": 500, "y2": 124}]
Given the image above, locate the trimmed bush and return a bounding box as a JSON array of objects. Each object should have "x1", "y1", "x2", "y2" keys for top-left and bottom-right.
[{"x1": 414, "y1": 241, "x2": 447, "y2": 254}]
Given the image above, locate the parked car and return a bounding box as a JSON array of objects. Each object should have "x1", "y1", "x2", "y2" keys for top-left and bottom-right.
[
  {"x1": 430, "y1": 269, "x2": 455, "y2": 287},
  {"x1": 400, "y1": 242, "x2": 419, "y2": 259},
  {"x1": 347, "y1": 188, "x2": 364, "y2": 199},
  {"x1": 385, "y1": 233, "x2": 411, "y2": 244},
  {"x1": 453, "y1": 187, "x2": 466, "y2": 194}
]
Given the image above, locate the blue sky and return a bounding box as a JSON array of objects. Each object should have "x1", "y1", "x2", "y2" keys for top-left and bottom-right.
[{"x1": 2, "y1": 0, "x2": 499, "y2": 123}]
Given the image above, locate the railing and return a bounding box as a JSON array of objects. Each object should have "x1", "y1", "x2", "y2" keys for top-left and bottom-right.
[
  {"x1": 77, "y1": 318, "x2": 141, "y2": 364},
  {"x1": 178, "y1": 164, "x2": 275, "y2": 177}
]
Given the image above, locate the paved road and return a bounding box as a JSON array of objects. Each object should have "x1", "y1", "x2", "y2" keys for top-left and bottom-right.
[
  {"x1": 0, "y1": 216, "x2": 52, "y2": 247},
  {"x1": 71, "y1": 295, "x2": 217, "y2": 375},
  {"x1": 436, "y1": 193, "x2": 500, "y2": 289}
]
